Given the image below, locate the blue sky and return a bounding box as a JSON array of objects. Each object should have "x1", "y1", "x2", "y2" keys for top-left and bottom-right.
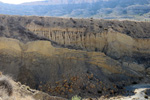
[{"x1": 0, "y1": 0, "x2": 44, "y2": 4}]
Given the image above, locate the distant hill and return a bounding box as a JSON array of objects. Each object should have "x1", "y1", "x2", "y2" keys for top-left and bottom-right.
[
  {"x1": 0, "y1": 0, "x2": 150, "y2": 20},
  {"x1": 23, "y1": 0, "x2": 100, "y2": 5},
  {"x1": 22, "y1": 0, "x2": 150, "y2": 5}
]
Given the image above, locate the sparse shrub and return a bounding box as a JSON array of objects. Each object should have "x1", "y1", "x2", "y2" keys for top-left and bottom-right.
[
  {"x1": 34, "y1": 20, "x2": 44, "y2": 26},
  {"x1": 0, "y1": 72, "x2": 35, "y2": 100},
  {"x1": 0, "y1": 25, "x2": 5, "y2": 31},
  {"x1": 70, "y1": 18, "x2": 76, "y2": 24},
  {"x1": 0, "y1": 76, "x2": 13, "y2": 96},
  {"x1": 71, "y1": 95, "x2": 81, "y2": 100},
  {"x1": 144, "y1": 95, "x2": 148, "y2": 99}
]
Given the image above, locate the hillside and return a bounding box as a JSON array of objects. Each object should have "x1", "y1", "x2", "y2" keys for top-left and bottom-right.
[
  {"x1": 0, "y1": 15, "x2": 149, "y2": 99},
  {"x1": 0, "y1": 0, "x2": 150, "y2": 20},
  {"x1": 0, "y1": 72, "x2": 67, "y2": 100}
]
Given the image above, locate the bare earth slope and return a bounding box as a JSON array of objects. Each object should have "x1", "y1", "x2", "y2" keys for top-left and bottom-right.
[
  {"x1": 0, "y1": 15, "x2": 149, "y2": 99},
  {"x1": 0, "y1": 73, "x2": 67, "y2": 100}
]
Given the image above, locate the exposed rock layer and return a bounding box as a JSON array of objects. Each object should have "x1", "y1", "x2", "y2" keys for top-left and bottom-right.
[
  {"x1": 0, "y1": 15, "x2": 149, "y2": 98},
  {"x1": 0, "y1": 37, "x2": 149, "y2": 98}
]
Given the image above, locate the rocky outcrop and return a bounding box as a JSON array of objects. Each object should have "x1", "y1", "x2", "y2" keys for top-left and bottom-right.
[{"x1": 27, "y1": 24, "x2": 150, "y2": 65}]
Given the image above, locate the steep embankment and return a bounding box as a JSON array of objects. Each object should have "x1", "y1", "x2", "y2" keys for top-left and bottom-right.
[
  {"x1": 0, "y1": 37, "x2": 149, "y2": 98},
  {"x1": 23, "y1": 16, "x2": 150, "y2": 65},
  {"x1": 0, "y1": 37, "x2": 138, "y2": 98},
  {"x1": 0, "y1": 73, "x2": 67, "y2": 100},
  {"x1": 0, "y1": 15, "x2": 149, "y2": 99}
]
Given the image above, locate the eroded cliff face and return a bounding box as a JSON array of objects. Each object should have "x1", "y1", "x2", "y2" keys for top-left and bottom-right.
[
  {"x1": 27, "y1": 24, "x2": 150, "y2": 59},
  {"x1": 26, "y1": 23, "x2": 150, "y2": 70},
  {"x1": 0, "y1": 37, "x2": 148, "y2": 98},
  {"x1": 0, "y1": 15, "x2": 149, "y2": 98},
  {"x1": 1, "y1": 15, "x2": 150, "y2": 41}
]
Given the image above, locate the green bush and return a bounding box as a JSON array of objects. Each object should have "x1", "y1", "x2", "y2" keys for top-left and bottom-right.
[{"x1": 71, "y1": 95, "x2": 81, "y2": 100}]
